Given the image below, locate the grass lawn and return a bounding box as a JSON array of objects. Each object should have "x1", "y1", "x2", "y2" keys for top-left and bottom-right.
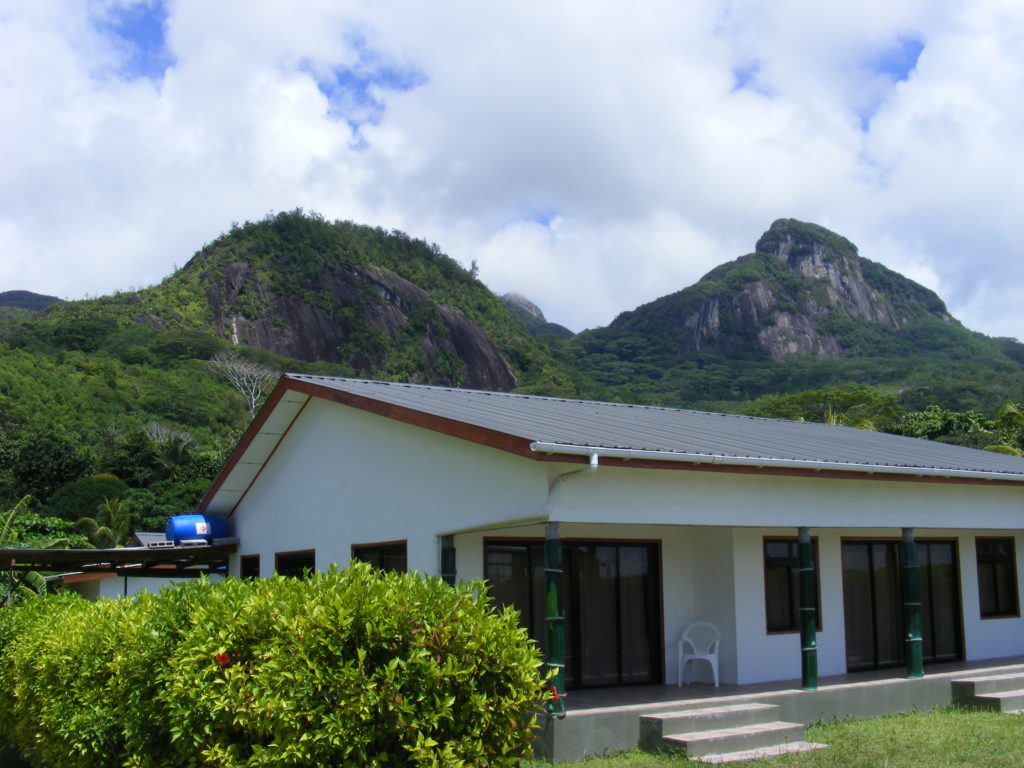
[{"x1": 524, "y1": 706, "x2": 1024, "y2": 767}]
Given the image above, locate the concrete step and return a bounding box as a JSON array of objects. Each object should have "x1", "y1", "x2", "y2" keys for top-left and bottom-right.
[
  {"x1": 968, "y1": 689, "x2": 1024, "y2": 713},
  {"x1": 663, "y1": 721, "x2": 808, "y2": 759},
  {"x1": 691, "y1": 741, "x2": 830, "y2": 764},
  {"x1": 639, "y1": 703, "x2": 780, "y2": 748},
  {"x1": 952, "y1": 673, "x2": 1024, "y2": 700}
]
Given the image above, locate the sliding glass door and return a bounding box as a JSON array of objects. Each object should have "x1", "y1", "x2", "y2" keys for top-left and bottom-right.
[
  {"x1": 486, "y1": 540, "x2": 662, "y2": 688},
  {"x1": 841, "y1": 540, "x2": 962, "y2": 672}
]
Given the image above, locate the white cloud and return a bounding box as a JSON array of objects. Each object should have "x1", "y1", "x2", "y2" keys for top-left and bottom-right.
[{"x1": 1, "y1": 0, "x2": 1023, "y2": 341}]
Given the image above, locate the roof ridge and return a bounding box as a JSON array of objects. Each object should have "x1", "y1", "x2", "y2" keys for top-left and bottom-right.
[{"x1": 283, "y1": 372, "x2": 841, "y2": 427}]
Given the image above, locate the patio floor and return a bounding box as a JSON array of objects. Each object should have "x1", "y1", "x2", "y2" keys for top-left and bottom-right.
[
  {"x1": 535, "y1": 655, "x2": 1024, "y2": 761},
  {"x1": 564, "y1": 653, "x2": 1024, "y2": 711}
]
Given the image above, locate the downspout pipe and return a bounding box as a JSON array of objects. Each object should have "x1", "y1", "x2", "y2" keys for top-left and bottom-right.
[
  {"x1": 545, "y1": 452, "x2": 600, "y2": 514},
  {"x1": 529, "y1": 442, "x2": 1024, "y2": 483},
  {"x1": 544, "y1": 452, "x2": 599, "y2": 719}
]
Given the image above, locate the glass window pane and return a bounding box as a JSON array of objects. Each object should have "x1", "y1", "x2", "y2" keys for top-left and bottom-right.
[{"x1": 977, "y1": 539, "x2": 1019, "y2": 618}]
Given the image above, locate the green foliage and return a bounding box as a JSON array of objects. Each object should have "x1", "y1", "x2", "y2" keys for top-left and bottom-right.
[
  {"x1": 0, "y1": 564, "x2": 547, "y2": 768},
  {"x1": 77, "y1": 497, "x2": 134, "y2": 548},
  {"x1": 743, "y1": 385, "x2": 903, "y2": 431},
  {"x1": 8, "y1": 429, "x2": 94, "y2": 501},
  {"x1": 45, "y1": 474, "x2": 127, "y2": 519},
  {"x1": 897, "y1": 401, "x2": 1024, "y2": 454}
]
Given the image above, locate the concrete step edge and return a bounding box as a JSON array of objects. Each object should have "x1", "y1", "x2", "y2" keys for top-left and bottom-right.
[
  {"x1": 667, "y1": 721, "x2": 805, "y2": 743},
  {"x1": 953, "y1": 674, "x2": 1024, "y2": 695},
  {"x1": 952, "y1": 673, "x2": 1024, "y2": 684},
  {"x1": 643, "y1": 703, "x2": 779, "y2": 721},
  {"x1": 979, "y1": 689, "x2": 1024, "y2": 700},
  {"x1": 691, "y1": 742, "x2": 830, "y2": 764}
]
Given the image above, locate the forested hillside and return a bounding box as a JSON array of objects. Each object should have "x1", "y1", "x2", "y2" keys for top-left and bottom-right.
[
  {"x1": 0, "y1": 211, "x2": 593, "y2": 535},
  {"x1": 2, "y1": 212, "x2": 1023, "y2": 538}
]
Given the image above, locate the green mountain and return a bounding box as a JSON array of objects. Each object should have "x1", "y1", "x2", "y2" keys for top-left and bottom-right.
[
  {"x1": 574, "y1": 219, "x2": 1024, "y2": 412},
  {"x1": 0, "y1": 291, "x2": 63, "y2": 312},
  {"x1": 3, "y1": 212, "x2": 1023, "y2": 528},
  {"x1": 11, "y1": 211, "x2": 583, "y2": 394},
  {"x1": 501, "y1": 293, "x2": 574, "y2": 339},
  {"x1": 0, "y1": 211, "x2": 591, "y2": 522}
]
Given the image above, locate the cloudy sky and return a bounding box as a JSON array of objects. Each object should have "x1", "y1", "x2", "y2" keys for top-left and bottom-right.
[{"x1": 2, "y1": 1, "x2": 1023, "y2": 338}]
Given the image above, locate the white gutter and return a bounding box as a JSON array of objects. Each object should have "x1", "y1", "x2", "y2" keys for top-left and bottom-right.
[{"x1": 529, "y1": 442, "x2": 1024, "y2": 483}]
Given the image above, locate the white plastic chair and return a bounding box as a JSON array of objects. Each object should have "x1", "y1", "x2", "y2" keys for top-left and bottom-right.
[{"x1": 677, "y1": 621, "x2": 721, "y2": 687}]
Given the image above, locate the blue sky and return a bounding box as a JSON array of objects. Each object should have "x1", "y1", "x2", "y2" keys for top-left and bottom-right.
[
  {"x1": 1, "y1": 1, "x2": 1022, "y2": 339},
  {"x1": 99, "y1": 0, "x2": 174, "y2": 81}
]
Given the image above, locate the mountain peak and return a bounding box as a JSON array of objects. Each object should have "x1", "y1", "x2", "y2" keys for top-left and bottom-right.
[
  {"x1": 755, "y1": 218, "x2": 859, "y2": 263},
  {"x1": 579, "y1": 218, "x2": 966, "y2": 387}
]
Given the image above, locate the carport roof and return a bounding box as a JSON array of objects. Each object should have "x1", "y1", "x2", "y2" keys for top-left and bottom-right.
[{"x1": 0, "y1": 540, "x2": 236, "y2": 577}]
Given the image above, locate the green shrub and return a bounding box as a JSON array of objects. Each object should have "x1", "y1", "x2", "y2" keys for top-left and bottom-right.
[{"x1": 0, "y1": 565, "x2": 546, "y2": 768}]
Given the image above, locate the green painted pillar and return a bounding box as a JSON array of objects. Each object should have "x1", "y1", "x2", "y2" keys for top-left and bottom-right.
[
  {"x1": 440, "y1": 535, "x2": 456, "y2": 586},
  {"x1": 544, "y1": 522, "x2": 566, "y2": 716},
  {"x1": 901, "y1": 528, "x2": 924, "y2": 679},
  {"x1": 798, "y1": 527, "x2": 818, "y2": 690}
]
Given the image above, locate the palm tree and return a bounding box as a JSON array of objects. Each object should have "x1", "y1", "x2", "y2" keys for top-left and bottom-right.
[
  {"x1": 77, "y1": 497, "x2": 134, "y2": 548},
  {"x1": 1, "y1": 496, "x2": 51, "y2": 606},
  {"x1": 983, "y1": 402, "x2": 1024, "y2": 455},
  {"x1": 823, "y1": 404, "x2": 878, "y2": 431}
]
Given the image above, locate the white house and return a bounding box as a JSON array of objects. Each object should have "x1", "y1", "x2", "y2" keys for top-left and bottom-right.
[{"x1": 197, "y1": 374, "x2": 1024, "y2": 690}]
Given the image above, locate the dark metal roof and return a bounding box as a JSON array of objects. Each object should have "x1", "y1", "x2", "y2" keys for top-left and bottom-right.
[
  {"x1": 130, "y1": 531, "x2": 169, "y2": 548},
  {"x1": 286, "y1": 374, "x2": 1024, "y2": 479}
]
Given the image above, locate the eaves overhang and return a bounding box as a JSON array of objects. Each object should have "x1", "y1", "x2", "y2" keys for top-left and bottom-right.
[{"x1": 529, "y1": 442, "x2": 1024, "y2": 485}]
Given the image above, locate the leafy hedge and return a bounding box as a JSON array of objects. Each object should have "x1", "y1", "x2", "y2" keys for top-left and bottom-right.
[{"x1": 0, "y1": 564, "x2": 547, "y2": 768}]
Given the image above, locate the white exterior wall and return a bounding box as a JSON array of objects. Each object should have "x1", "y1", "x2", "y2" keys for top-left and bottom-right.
[
  {"x1": 549, "y1": 465, "x2": 1023, "y2": 530},
  {"x1": 229, "y1": 398, "x2": 1024, "y2": 686},
  {"x1": 64, "y1": 575, "x2": 209, "y2": 600},
  {"x1": 232, "y1": 397, "x2": 550, "y2": 576},
  {"x1": 731, "y1": 528, "x2": 1024, "y2": 684}
]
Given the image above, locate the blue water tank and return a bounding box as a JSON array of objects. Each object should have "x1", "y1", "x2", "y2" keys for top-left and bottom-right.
[{"x1": 166, "y1": 514, "x2": 232, "y2": 545}]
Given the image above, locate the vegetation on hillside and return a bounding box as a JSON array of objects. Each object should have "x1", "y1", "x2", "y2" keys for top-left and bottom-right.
[
  {"x1": 1, "y1": 212, "x2": 1021, "y2": 535},
  {"x1": 0, "y1": 212, "x2": 602, "y2": 530}
]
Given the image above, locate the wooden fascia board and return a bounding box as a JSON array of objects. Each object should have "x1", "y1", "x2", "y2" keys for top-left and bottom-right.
[
  {"x1": 194, "y1": 378, "x2": 305, "y2": 514},
  {"x1": 285, "y1": 378, "x2": 538, "y2": 459}
]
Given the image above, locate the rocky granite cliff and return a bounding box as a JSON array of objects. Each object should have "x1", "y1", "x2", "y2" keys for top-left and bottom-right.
[
  {"x1": 501, "y1": 292, "x2": 574, "y2": 339},
  {"x1": 674, "y1": 219, "x2": 952, "y2": 360},
  {"x1": 22, "y1": 211, "x2": 585, "y2": 396},
  {"x1": 583, "y1": 218, "x2": 954, "y2": 363},
  {"x1": 573, "y1": 218, "x2": 1018, "y2": 407},
  {"x1": 198, "y1": 256, "x2": 517, "y2": 391}
]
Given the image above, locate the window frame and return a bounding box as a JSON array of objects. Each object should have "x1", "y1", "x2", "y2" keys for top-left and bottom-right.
[
  {"x1": 351, "y1": 540, "x2": 408, "y2": 573},
  {"x1": 274, "y1": 548, "x2": 315, "y2": 579},
  {"x1": 976, "y1": 537, "x2": 1020, "y2": 620},
  {"x1": 763, "y1": 536, "x2": 823, "y2": 635},
  {"x1": 239, "y1": 554, "x2": 260, "y2": 579}
]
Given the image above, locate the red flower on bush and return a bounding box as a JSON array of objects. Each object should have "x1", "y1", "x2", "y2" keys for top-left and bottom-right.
[{"x1": 214, "y1": 652, "x2": 231, "y2": 667}]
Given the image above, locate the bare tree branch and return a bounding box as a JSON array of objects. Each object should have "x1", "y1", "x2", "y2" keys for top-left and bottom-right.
[{"x1": 208, "y1": 351, "x2": 280, "y2": 418}]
